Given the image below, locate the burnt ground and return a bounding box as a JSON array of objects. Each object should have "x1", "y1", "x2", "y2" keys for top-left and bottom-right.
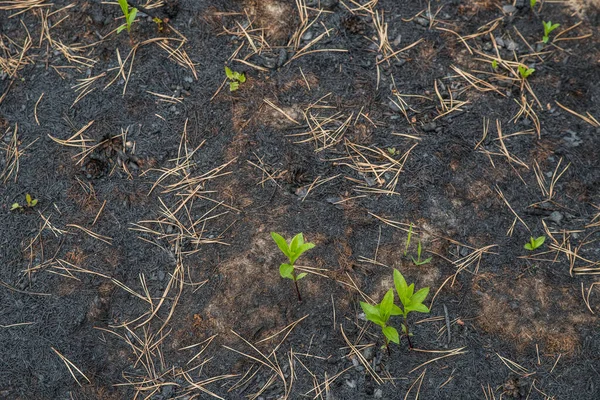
[{"x1": 1, "y1": 0, "x2": 600, "y2": 399}]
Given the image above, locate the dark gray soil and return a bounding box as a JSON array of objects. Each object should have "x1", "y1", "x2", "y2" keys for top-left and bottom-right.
[{"x1": 1, "y1": 0, "x2": 599, "y2": 399}]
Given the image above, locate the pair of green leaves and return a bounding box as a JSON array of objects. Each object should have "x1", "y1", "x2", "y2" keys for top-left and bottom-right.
[
  {"x1": 225, "y1": 67, "x2": 246, "y2": 91},
  {"x1": 11, "y1": 193, "x2": 38, "y2": 211},
  {"x1": 360, "y1": 269, "x2": 430, "y2": 346},
  {"x1": 542, "y1": 21, "x2": 560, "y2": 44},
  {"x1": 271, "y1": 232, "x2": 314, "y2": 281},
  {"x1": 518, "y1": 65, "x2": 535, "y2": 79},
  {"x1": 524, "y1": 235, "x2": 546, "y2": 251},
  {"x1": 117, "y1": 0, "x2": 138, "y2": 34},
  {"x1": 403, "y1": 224, "x2": 431, "y2": 266}
]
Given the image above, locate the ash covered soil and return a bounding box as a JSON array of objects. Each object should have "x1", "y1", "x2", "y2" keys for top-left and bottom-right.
[{"x1": 1, "y1": 0, "x2": 599, "y2": 399}]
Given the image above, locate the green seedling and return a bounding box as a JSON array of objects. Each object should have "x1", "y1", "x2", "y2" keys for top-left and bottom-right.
[
  {"x1": 393, "y1": 269, "x2": 430, "y2": 348},
  {"x1": 360, "y1": 289, "x2": 402, "y2": 354},
  {"x1": 411, "y1": 240, "x2": 432, "y2": 266},
  {"x1": 403, "y1": 224, "x2": 413, "y2": 257},
  {"x1": 530, "y1": 0, "x2": 537, "y2": 9},
  {"x1": 524, "y1": 236, "x2": 546, "y2": 251},
  {"x1": 11, "y1": 193, "x2": 38, "y2": 211},
  {"x1": 117, "y1": 0, "x2": 138, "y2": 34},
  {"x1": 225, "y1": 66, "x2": 246, "y2": 92},
  {"x1": 387, "y1": 147, "x2": 398, "y2": 156},
  {"x1": 271, "y1": 232, "x2": 315, "y2": 301},
  {"x1": 542, "y1": 21, "x2": 560, "y2": 44},
  {"x1": 518, "y1": 65, "x2": 535, "y2": 79},
  {"x1": 491, "y1": 59, "x2": 498, "y2": 70}
]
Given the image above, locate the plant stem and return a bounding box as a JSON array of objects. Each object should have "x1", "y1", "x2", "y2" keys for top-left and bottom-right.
[
  {"x1": 293, "y1": 278, "x2": 302, "y2": 302},
  {"x1": 404, "y1": 317, "x2": 413, "y2": 349},
  {"x1": 385, "y1": 338, "x2": 390, "y2": 356}
]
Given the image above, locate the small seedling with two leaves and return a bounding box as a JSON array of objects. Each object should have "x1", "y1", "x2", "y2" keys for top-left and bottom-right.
[
  {"x1": 360, "y1": 289, "x2": 402, "y2": 354},
  {"x1": 117, "y1": 0, "x2": 138, "y2": 34},
  {"x1": 11, "y1": 193, "x2": 38, "y2": 211},
  {"x1": 225, "y1": 66, "x2": 246, "y2": 92},
  {"x1": 542, "y1": 21, "x2": 560, "y2": 44},
  {"x1": 394, "y1": 269, "x2": 430, "y2": 348},
  {"x1": 271, "y1": 232, "x2": 315, "y2": 302},
  {"x1": 518, "y1": 65, "x2": 535, "y2": 79},
  {"x1": 411, "y1": 241, "x2": 432, "y2": 266},
  {"x1": 524, "y1": 236, "x2": 546, "y2": 251}
]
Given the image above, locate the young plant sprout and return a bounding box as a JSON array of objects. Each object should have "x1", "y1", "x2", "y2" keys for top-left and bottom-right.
[
  {"x1": 271, "y1": 232, "x2": 315, "y2": 302},
  {"x1": 11, "y1": 193, "x2": 38, "y2": 211},
  {"x1": 404, "y1": 223, "x2": 413, "y2": 257},
  {"x1": 518, "y1": 65, "x2": 535, "y2": 79},
  {"x1": 542, "y1": 21, "x2": 560, "y2": 44},
  {"x1": 491, "y1": 59, "x2": 498, "y2": 71},
  {"x1": 394, "y1": 269, "x2": 430, "y2": 348},
  {"x1": 411, "y1": 240, "x2": 432, "y2": 266},
  {"x1": 360, "y1": 289, "x2": 402, "y2": 354},
  {"x1": 524, "y1": 236, "x2": 546, "y2": 251},
  {"x1": 225, "y1": 66, "x2": 246, "y2": 92},
  {"x1": 117, "y1": 0, "x2": 138, "y2": 34},
  {"x1": 530, "y1": 0, "x2": 537, "y2": 9}
]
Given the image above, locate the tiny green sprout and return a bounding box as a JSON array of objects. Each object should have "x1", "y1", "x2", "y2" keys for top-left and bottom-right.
[
  {"x1": 518, "y1": 65, "x2": 535, "y2": 79},
  {"x1": 491, "y1": 59, "x2": 498, "y2": 70},
  {"x1": 225, "y1": 66, "x2": 246, "y2": 92},
  {"x1": 530, "y1": 0, "x2": 537, "y2": 9},
  {"x1": 117, "y1": 0, "x2": 138, "y2": 34},
  {"x1": 393, "y1": 269, "x2": 430, "y2": 348},
  {"x1": 387, "y1": 147, "x2": 398, "y2": 156},
  {"x1": 542, "y1": 21, "x2": 560, "y2": 44},
  {"x1": 403, "y1": 224, "x2": 413, "y2": 257},
  {"x1": 524, "y1": 236, "x2": 546, "y2": 251},
  {"x1": 11, "y1": 193, "x2": 38, "y2": 211},
  {"x1": 360, "y1": 289, "x2": 402, "y2": 354},
  {"x1": 271, "y1": 232, "x2": 315, "y2": 302},
  {"x1": 411, "y1": 240, "x2": 432, "y2": 266}
]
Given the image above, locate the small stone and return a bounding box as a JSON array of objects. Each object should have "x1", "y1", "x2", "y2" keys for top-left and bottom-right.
[
  {"x1": 495, "y1": 36, "x2": 505, "y2": 47},
  {"x1": 422, "y1": 122, "x2": 437, "y2": 132},
  {"x1": 393, "y1": 34, "x2": 402, "y2": 46},
  {"x1": 345, "y1": 379, "x2": 357, "y2": 389},
  {"x1": 563, "y1": 130, "x2": 582, "y2": 147},
  {"x1": 374, "y1": 389, "x2": 383, "y2": 398},
  {"x1": 506, "y1": 40, "x2": 517, "y2": 51},
  {"x1": 320, "y1": 0, "x2": 338, "y2": 9},
  {"x1": 362, "y1": 346, "x2": 375, "y2": 361},
  {"x1": 158, "y1": 270, "x2": 166, "y2": 281},
  {"x1": 483, "y1": 42, "x2": 492, "y2": 51},
  {"x1": 502, "y1": 5, "x2": 517, "y2": 14},
  {"x1": 415, "y1": 17, "x2": 429, "y2": 27},
  {"x1": 549, "y1": 211, "x2": 563, "y2": 225},
  {"x1": 302, "y1": 31, "x2": 314, "y2": 41}
]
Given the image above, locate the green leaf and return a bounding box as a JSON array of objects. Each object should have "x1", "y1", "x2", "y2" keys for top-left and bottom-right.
[
  {"x1": 390, "y1": 304, "x2": 403, "y2": 316},
  {"x1": 237, "y1": 73, "x2": 246, "y2": 83},
  {"x1": 290, "y1": 233, "x2": 304, "y2": 253},
  {"x1": 296, "y1": 272, "x2": 307, "y2": 280},
  {"x1": 411, "y1": 287, "x2": 430, "y2": 305},
  {"x1": 229, "y1": 81, "x2": 239, "y2": 91},
  {"x1": 11, "y1": 203, "x2": 21, "y2": 210},
  {"x1": 394, "y1": 269, "x2": 409, "y2": 306},
  {"x1": 118, "y1": 0, "x2": 129, "y2": 17},
  {"x1": 279, "y1": 263, "x2": 294, "y2": 279},
  {"x1": 379, "y1": 289, "x2": 395, "y2": 321},
  {"x1": 417, "y1": 241, "x2": 422, "y2": 258},
  {"x1": 26, "y1": 193, "x2": 32, "y2": 205},
  {"x1": 524, "y1": 242, "x2": 534, "y2": 250},
  {"x1": 382, "y1": 326, "x2": 400, "y2": 344},
  {"x1": 271, "y1": 232, "x2": 291, "y2": 259},
  {"x1": 405, "y1": 303, "x2": 430, "y2": 314},
  {"x1": 407, "y1": 283, "x2": 415, "y2": 300},
  {"x1": 534, "y1": 236, "x2": 546, "y2": 248},
  {"x1": 225, "y1": 66, "x2": 235, "y2": 80},
  {"x1": 128, "y1": 7, "x2": 138, "y2": 26},
  {"x1": 117, "y1": 24, "x2": 127, "y2": 34},
  {"x1": 360, "y1": 302, "x2": 384, "y2": 327},
  {"x1": 491, "y1": 59, "x2": 498, "y2": 70},
  {"x1": 30, "y1": 199, "x2": 38, "y2": 207}
]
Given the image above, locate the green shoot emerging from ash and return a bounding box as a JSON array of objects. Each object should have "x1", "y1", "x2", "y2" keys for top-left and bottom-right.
[
  {"x1": 394, "y1": 269, "x2": 430, "y2": 348},
  {"x1": 225, "y1": 66, "x2": 246, "y2": 92},
  {"x1": 117, "y1": 0, "x2": 138, "y2": 34},
  {"x1": 360, "y1": 289, "x2": 402, "y2": 354},
  {"x1": 542, "y1": 21, "x2": 560, "y2": 44},
  {"x1": 11, "y1": 193, "x2": 38, "y2": 211},
  {"x1": 524, "y1": 236, "x2": 546, "y2": 251},
  {"x1": 271, "y1": 232, "x2": 315, "y2": 302}
]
